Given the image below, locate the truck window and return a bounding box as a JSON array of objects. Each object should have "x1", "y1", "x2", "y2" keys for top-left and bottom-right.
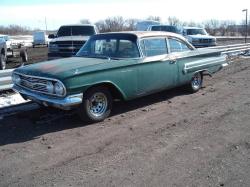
[
  {"x1": 57, "y1": 26, "x2": 95, "y2": 37},
  {"x1": 72, "y1": 26, "x2": 95, "y2": 36}
]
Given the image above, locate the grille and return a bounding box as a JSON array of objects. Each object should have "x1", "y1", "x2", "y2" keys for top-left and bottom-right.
[
  {"x1": 54, "y1": 41, "x2": 86, "y2": 54},
  {"x1": 19, "y1": 74, "x2": 50, "y2": 94},
  {"x1": 199, "y1": 39, "x2": 212, "y2": 43}
]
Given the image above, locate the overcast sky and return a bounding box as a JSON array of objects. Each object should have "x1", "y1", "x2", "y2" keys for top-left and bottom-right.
[{"x1": 0, "y1": 0, "x2": 249, "y2": 30}]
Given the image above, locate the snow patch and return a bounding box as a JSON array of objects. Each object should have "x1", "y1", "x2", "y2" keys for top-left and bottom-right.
[{"x1": 0, "y1": 93, "x2": 27, "y2": 108}]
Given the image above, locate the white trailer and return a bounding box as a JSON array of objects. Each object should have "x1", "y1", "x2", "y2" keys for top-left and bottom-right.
[{"x1": 33, "y1": 31, "x2": 48, "y2": 47}]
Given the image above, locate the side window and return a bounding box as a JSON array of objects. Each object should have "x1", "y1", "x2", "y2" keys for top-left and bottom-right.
[
  {"x1": 140, "y1": 38, "x2": 168, "y2": 57},
  {"x1": 169, "y1": 38, "x2": 191, "y2": 53}
]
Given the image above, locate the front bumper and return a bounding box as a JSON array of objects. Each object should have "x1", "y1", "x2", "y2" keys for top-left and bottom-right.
[{"x1": 13, "y1": 85, "x2": 83, "y2": 110}]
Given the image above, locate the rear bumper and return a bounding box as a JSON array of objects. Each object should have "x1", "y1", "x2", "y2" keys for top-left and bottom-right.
[{"x1": 13, "y1": 85, "x2": 83, "y2": 110}]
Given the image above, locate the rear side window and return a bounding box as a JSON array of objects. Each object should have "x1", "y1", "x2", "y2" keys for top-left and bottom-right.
[
  {"x1": 151, "y1": 26, "x2": 179, "y2": 33},
  {"x1": 168, "y1": 38, "x2": 191, "y2": 53},
  {"x1": 140, "y1": 38, "x2": 168, "y2": 57}
]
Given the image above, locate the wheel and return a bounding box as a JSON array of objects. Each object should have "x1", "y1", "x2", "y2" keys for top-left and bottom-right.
[
  {"x1": 0, "y1": 53, "x2": 6, "y2": 70},
  {"x1": 77, "y1": 87, "x2": 113, "y2": 123},
  {"x1": 188, "y1": 72, "x2": 203, "y2": 93},
  {"x1": 20, "y1": 49, "x2": 28, "y2": 63}
]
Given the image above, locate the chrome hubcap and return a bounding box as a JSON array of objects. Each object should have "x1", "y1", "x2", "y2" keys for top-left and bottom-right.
[
  {"x1": 88, "y1": 92, "x2": 108, "y2": 117},
  {"x1": 192, "y1": 73, "x2": 202, "y2": 90}
]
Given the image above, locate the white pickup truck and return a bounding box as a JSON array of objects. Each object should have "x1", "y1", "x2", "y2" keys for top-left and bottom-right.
[
  {"x1": 48, "y1": 24, "x2": 98, "y2": 59},
  {"x1": 183, "y1": 27, "x2": 216, "y2": 48},
  {"x1": 0, "y1": 35, "x2": 28, "y2": 70}
]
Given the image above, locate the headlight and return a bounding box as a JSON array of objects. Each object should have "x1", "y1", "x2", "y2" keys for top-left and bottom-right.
[
  {"x1": 46, "y1": 81, "x2": 54, "y2": 94},
  {"x1": 49, "y1": 43, "x2": 59, "y2": 52},
  {"x1": 12, "y1": 74, "x2": 21, "y2": 84},
  {"x1": 188, "y1": 37, "x2": 192, "y2": 43},
  {"x1": 54, "y1": 82, "x2": 65, "y2": 96},
  {"x1": 192, "y1": 38, "x2": 199, "y2": 42}
]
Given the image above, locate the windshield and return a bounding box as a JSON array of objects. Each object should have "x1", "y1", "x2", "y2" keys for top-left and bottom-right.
[
  {"x1": 76, "y1": 34, "x2": 140, "y2": 59},
  {"x1": 186, "y1": 29, "x2": 207, "y2": 35},
  {"x1": 57, "y1": 26, "x2": 95, "y2": 37},
  {"x1": 0, "y1": 35, "x2": 9, "y2": 41}
]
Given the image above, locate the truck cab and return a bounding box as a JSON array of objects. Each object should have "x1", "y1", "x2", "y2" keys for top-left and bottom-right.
[{"x1": 48, "y1": 24, "x2": 98, "y2": 60}]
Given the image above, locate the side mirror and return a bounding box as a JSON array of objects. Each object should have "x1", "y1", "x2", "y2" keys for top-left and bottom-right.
[{"x1": 48, "y1": 34, "x2": 56, "y2": 39}]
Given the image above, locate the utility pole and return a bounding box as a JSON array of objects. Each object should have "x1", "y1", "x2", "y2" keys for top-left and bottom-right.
[
  {"x1": 242, "y1": 9, "x2": 248, "y2": 43},
  {"x1": 45, "y1": 17, "x2": 48, "y2": 34}
]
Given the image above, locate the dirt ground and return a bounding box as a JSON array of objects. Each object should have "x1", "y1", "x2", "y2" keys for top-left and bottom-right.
[{"x1": 0, "y1": 52, "x2": 250, "y2": 186}]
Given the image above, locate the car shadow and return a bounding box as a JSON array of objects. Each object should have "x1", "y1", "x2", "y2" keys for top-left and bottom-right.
[{"x1": 0, "y1": 86, "x2": 192, "y2": 146}]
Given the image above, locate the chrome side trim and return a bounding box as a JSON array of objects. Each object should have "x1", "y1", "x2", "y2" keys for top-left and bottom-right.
[
  {"x1": 183, "y1": 56, "x2": 226, "y2": 74},
  {"x1": 13, "y1": 85, "x2": 82, "y2": 110}
]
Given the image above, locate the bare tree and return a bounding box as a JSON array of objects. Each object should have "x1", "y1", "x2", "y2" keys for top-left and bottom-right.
[
  {"x1": 95, "y1": 16, "x2": 127, "y2": 33},
  {"x1": 125, "y1": 18, "x2": 139, "y2": 31},
  {"x1": 0, "y1": 25, "x2": 31, "y2": 35},
  {"x1": 80, "y1": 19, "x2": 91, "y2": 24},
  {"x1": 203, "y1": 19, "x2": 220, "y2": 35},
  {"x1": 167, "y1": 17, "x2": 182, "y2": 26},
  {"x1": 146, "y1": 16, "x2": 161, "y2": 22}
]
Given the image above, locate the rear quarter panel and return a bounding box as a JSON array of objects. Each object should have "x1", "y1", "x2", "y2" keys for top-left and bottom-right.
[{"x1": 175, "y1": 49, "x2": 226, "y2": 85}]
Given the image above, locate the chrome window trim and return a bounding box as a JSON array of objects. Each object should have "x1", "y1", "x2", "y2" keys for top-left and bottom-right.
[{"x1": 13, "y1": 72, "x2": 67, "y2": 97}]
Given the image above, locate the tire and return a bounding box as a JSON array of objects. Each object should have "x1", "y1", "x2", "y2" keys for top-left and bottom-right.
[
  {"x1": 20, "y1": 49, "x2": 28, "y2": 63},
  {"x1": 188, "y1": 72, "x2": 203, "y2": 93},
  {"x1": 0, "y1": 53, "x2": 6, "y2": 70},
  {"x1": 77, "y1": 87, "x2": 113, "y2": 123}
]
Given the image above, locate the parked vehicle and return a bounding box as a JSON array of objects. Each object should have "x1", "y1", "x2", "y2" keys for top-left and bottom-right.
[
  {"x1": 183, "y1": 27, "x2": 216, "y2": 47},
  {"x1": 0, "y1": 37, "x2": 7, "y2": 70},
  {"x1": 0, "y1": 35, "x2": 28, "y2": 70},
  {"x1": 13, "y1": 31, "x2": 227, "y2": 123},
  {"x1": 33, "y1": 31, "x2": 48, "y2": 47},
  {"x1": 136, "y1": 20, "x2": 160, "y2": 31},
  {"x1": 148, "y1": 25, "x2": 182, "y2": 34},
  {"x1": 48, "y1": 24, "x2": 98, "y2": 59}
]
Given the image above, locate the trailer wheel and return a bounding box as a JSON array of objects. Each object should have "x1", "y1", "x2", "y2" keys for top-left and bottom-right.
[
  {"x1": 0, "y1": 53, "x2": 6, "y2": 70},
  {"x1": 20, "y1": 49, "x2": 28, "y2": 63}
]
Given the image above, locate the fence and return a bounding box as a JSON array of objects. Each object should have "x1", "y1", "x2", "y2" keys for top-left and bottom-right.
[{"x1": 0, "y1": 43, "x2": 250, "y2": 92}]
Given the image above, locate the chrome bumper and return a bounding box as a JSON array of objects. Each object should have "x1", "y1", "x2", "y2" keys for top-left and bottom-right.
[{"x1": 13, "y1": 85, "x2": 83, "y2": 110}]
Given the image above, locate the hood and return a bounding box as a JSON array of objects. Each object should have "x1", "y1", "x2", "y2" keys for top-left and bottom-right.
[
  {"x1": 50, "y1": 36, "x2": 90, "y2": 42},
  {"x1": 15, "y1": 57, "x2": 137, "y2": 81},
  {"x1": 188, "y1": 34, "x2": 215, "y2": 40}
]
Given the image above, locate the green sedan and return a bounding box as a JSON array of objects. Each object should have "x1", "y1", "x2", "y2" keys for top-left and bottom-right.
[{"x1": 12, "y1": 31, "x2": 227, "y2": 122}]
